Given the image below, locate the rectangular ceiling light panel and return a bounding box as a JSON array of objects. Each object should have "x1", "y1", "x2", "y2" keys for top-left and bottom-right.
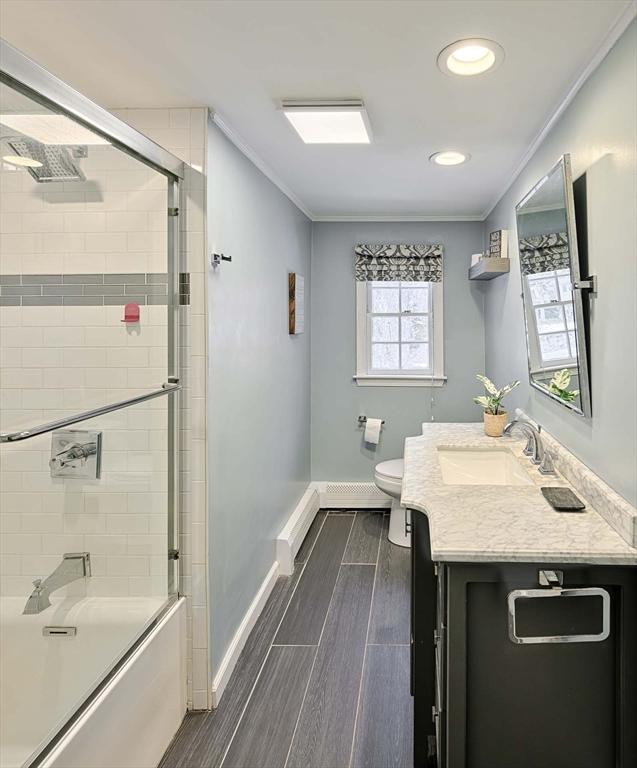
[
  {"x1": 0, "y1": 113, "x2": 110, "y2": 145},
  {"x1": 281, "y1": 100, "x2": 371, "y2": 144}
]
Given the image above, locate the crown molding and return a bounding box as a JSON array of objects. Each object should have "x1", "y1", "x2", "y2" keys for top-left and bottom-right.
[
  {"x1": 311, "y1": 213, "x2": 483, "y2": 222},
  {"x1": 209, "y1": 110, "x2": 314, "y2": 220},
  {"x1": 480, "y1": 0, "x2": 637, "y2": 221}
]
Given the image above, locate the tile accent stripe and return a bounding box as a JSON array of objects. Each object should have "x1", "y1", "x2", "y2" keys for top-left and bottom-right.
[{"x1": 0, "y1": 273, "x2": 169, "y2": 306}]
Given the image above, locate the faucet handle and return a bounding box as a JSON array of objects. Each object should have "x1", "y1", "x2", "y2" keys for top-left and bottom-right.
[
  {"x1": 32, "y1": 578, "x2": 43, "y2": 590},
  {"x1": 539, "y1": 450, "x2": 556, "y2": 475}
]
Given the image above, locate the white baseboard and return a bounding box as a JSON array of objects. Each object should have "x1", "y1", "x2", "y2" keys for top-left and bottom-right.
[
  {"x1": 276, "y1": 484, "x2": 321, "y2": 576},
  {"x1": 210, "y1": 561, "x2": 279, "y2": 708},
  {"x1": 210, "y1": 480, "x2": 390, "y2": 708},
  {"x1": 315, "y1": 481, "x2": 391, "y2": 509}
]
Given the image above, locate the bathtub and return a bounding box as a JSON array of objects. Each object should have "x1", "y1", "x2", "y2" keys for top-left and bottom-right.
[{"x1": 1, "y1": 596, "x2": 186, "y2": 768}]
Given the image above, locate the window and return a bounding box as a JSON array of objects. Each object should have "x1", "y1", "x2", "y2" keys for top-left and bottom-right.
[
  {"x1": 355, "y1": 280, "x2": 445, "y2": 386},
  {"x1": 525, "y1": 268, "x2": 577, "y2": 368}
]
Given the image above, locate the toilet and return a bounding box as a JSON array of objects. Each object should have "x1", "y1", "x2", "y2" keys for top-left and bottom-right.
[{"x1": 374, "y1": 459, "x2": 411, "y2": 547}]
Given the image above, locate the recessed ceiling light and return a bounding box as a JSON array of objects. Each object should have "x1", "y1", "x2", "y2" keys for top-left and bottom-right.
[
  {"x1": 437, "y1": 38, "x2": 504, "y2": 76},
  {"x1": 280, "y1": 99, "x2": 371, "y2": 144},
  {"x1": 2, "y1": 154, "x2": 43, "y2": 168},
  {"x1": 429, "y1": 151, "x2": 470, "y2": 166},
  {"x1": 0, "y1": 114, "x2": 109, "y2": 145}
]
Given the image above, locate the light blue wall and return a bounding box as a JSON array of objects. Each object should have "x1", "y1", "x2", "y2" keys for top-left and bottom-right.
[
  {"x1": 204, "y1": 19, "x2": 636, "y2": 679},
  {"x1": 207, "y1": 121, "x2": 312, "y2": 673},
  {"x1": 483, "y1": 20, "x2": 637, "y2": 505},
  {"x1": 310, "y1": 221, "x2": 484, "y2": 480}
]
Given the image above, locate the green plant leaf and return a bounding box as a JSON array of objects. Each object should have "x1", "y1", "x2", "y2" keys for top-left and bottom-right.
[
  {"x1": 500, "y1": 379, "x2": 521, "y2": 396},
  {"x1": 476, "y1": 374, "x2": 498, "y2": 396},
  {"x1": 551, "y1": 369, "x2": 571, "y2": 390},
  {"x1": 473, "y1": 396, "x2": 491, "y2": 409},
  {"x1": 548, "y1": 370, "x2": 578, "y2": 402}
]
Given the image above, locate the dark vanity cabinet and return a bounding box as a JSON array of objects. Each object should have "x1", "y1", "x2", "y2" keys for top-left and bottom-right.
[{"x1": 411, "y1": 511, "x2": 637, "y2": 768}]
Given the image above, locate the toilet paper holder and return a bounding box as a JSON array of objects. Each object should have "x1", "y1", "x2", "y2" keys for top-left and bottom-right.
[{"x1": 358, "y1": 415, "x2": 385, "y2": 426}]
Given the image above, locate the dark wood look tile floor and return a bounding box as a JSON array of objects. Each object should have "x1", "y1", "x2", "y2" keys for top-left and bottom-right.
[
  {"x1": 160, "y1": 509, "x2": 412, "y2": 768},
  {"x1": 369, "y1": 517, "x2": 411, "y2": 645}
]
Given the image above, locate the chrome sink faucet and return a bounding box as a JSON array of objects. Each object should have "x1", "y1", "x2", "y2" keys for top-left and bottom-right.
[
  {"x1": 23, "y1": 552, "x2": 91, "y2": 615},
  {"x1": 503, "y1": 418, "x2": 555, "y2": 475}
]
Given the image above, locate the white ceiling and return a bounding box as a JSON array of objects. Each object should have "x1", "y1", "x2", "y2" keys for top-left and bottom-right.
[{"x1": 1, "y1": 0, "x2": 634, "y2": 219}]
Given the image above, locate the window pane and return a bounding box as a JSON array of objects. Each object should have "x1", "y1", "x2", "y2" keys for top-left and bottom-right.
[
  {"x1": 401, "y1": 315, "x2": 428, "y2": 342},
  {"x1": 564, "y1": 302, "x2": 575, "y2": 330},
  {"x1": 557, "y1": 272, "x2": 573, "y2": 301},
  {"x1": 401, "y1": 286, "x2": 429, "y2": 313},
  {"x1": 535, "y1": 305, "x2": 565, "y2": 333},
  {"x1": 371, "y1": 287, "x2": 399, "y2": 313},
  {"x1": 401, "y1": 343, "x2": 429, "y2": 370},
  {"x1": 371, "y1": 343, "x2": 399, "y2": 370},
  {"x1": 371, "y1": 280, "x2": 400, "y2": 288},
  {"x1": 528, "y1": 276, "x2": 558, "y2": 305},
  {"x1": 539, "y1": 332, "x2": 570, "y2": 362},
  {"x1": 372, "y1": 316, "x2": 399, "y2": 342}
]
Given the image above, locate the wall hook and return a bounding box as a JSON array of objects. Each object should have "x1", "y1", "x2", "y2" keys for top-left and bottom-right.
[
  {"x1": 121, "y1": 302, "x2": 140, "y2": 323},
  {"x1": 211, "y1": 253, "x2": 232, "y2": 268}
]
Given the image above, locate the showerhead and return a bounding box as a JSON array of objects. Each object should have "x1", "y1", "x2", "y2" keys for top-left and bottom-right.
[{"x1": 4, "y1": 137, "x2": 85, "y2": 182}]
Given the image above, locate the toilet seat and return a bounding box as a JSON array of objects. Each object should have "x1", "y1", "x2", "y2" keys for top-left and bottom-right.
[
  {"x1": 374, "y1": 459, "x2": 404, "y2": 500},
  {"x1": 375, "y1": 459, "x2": 404, "y2": 481}
]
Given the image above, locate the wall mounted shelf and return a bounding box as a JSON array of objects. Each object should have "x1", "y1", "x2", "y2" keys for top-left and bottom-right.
[{"x1": 468, "y1": 257, "x2": 510, "y2": 281}]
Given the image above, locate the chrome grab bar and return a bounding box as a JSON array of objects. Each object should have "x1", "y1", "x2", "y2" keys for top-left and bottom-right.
[{"x1": 0, "y1": 379, "x2": 180, "y2": 443}]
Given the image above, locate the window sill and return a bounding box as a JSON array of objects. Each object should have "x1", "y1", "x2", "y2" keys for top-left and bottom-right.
[{"x1": 353, "y1": 374, "x2": 447, "y2": 388}]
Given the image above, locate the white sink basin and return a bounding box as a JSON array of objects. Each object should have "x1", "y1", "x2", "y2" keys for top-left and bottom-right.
[{"x1": 437, "y1": 446, "x2": 533, "y2": 486}]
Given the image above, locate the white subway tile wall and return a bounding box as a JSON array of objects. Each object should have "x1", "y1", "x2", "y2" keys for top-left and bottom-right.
[
  {"x1": 112, "y1": 108, "x2": 209, "y2": 709},
  {"x1": 0, "y1": 108, "x2": 209, "y2": 708},
  {"x1": 1, "y1": 141, "x2": 171, "y2": 605}
]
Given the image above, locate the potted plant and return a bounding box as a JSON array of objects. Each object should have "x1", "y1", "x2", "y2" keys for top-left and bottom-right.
[
  {"x1": 548, "y1": 369, "x2": 579, "y2": 403},
  {"x1": 473, "y1": 374, "x2": 520, "y2": 437}
]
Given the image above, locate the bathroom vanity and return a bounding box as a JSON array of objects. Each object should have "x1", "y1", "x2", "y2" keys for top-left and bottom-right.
[{"x1": 404, "y1": 424, "x2": 637, "y2": 768}]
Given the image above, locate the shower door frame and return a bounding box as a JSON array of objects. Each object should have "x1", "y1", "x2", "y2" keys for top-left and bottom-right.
[{"x1": 1, "y1": 39, "x2": 186, "y2": 767}]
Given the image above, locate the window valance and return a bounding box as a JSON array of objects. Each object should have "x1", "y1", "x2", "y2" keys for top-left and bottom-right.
[
  {"x1": 354, "y1": 243, "x2": 443, "y2": 282},
  {"x1": 519, "y1": 232, "x2": 570, "y2": 275}
]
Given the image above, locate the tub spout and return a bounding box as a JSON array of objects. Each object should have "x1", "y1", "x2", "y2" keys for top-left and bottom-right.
[
  {"x1": 23, "y1": 552, "x2": 91, "y2": 615},
  {"x1": 22, "y1": 579, "x2": 51, "y2": 614}
]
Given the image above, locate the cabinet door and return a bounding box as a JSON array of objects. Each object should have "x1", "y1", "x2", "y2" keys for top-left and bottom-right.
[
  {"x1": 412, "y1": 511, "x2": 438, "y2": 766},
  {"x1": 445, "y1": 563, "x2": 637, "y2": 768}
]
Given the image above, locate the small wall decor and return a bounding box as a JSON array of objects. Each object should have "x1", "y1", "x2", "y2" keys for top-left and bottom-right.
[
  {"x1": 288, "y1": 272, "x2": 305, "y2": 334},
  {"x1": 489, "y1": 229, "x2": 509, "y2": 259}
]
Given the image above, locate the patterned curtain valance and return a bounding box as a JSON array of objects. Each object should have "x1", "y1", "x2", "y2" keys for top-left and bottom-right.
[
  {"x1": 354, "y1": 243, "x2": 443, "y2": 282},
  {"x1": 519, "y1": 232, "x2": 570, "y2": 275}
]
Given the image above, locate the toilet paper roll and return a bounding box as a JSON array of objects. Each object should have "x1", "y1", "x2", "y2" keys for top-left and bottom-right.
[{"x1": 364, "y1": 417, "x2": 383, "y2": 445}]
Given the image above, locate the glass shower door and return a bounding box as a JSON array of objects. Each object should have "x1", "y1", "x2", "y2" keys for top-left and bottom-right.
[{"x1": 0, "y1": 75, "x2": 180, "y2": 767}]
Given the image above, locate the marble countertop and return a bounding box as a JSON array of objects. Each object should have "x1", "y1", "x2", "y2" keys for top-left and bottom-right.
[{"x1": 402, "y1": 423, "x2": 637, "y2": 565}]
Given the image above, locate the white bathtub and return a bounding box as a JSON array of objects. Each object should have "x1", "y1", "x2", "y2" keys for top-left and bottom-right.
[{"x1": 1, "y1": 596, "x2": 186, "y2": 768}]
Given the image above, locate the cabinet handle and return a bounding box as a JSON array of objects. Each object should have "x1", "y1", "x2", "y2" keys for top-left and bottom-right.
[
  {"x1": 507, "y1": 587, "x2": 610, "y2": 644},
  {"x1": 404, "y1": 507, "x2": 412, "y2": 536}
]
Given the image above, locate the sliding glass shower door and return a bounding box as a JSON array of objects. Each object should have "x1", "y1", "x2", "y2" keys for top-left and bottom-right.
[{"x1": 0, "y1": 63, "x2": 182, "y2": 768}]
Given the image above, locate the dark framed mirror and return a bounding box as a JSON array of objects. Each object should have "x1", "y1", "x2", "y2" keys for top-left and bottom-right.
[{"x1": 515, "y1": 154, "x2": 592, "y2": 417}]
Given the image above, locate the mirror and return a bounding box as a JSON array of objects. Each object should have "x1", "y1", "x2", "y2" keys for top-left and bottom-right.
[{"x1": 515, "y1": 154, "x2": 591, "y2": 416}]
